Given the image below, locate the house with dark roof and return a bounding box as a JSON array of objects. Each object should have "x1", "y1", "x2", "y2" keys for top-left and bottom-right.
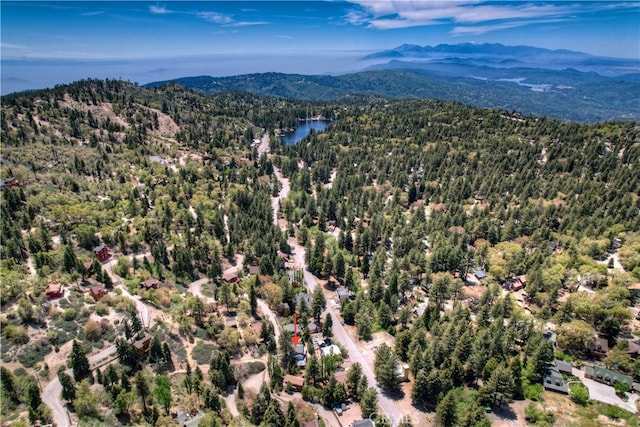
[
  {"x1": 335, "y1": 286, "x2": 350, "y2": 302},
  {"x1": 628, "y1": 283, "x2": 640, "y2": 298},
  {"x1": 585, "y1": 365, "x2": 633, "y2": 389},
  {"x1": 474, "y1": 270, "x2": 488, "y2": 280},
  {"x1": 350, "y1": 420, "x2": 374, "y2": 427},
  {"x1": 543, "y1": 363, "x2": 568, "y2": 394},
  {"x1": 296, "y1": 292, "x2": 312, "y2": 309},
  {"x1": 589, "y1": 336, "x2": 609, "y2": 357},
  {"x1": 554, "y1": 359, "x2": 573, "y2": 375}
]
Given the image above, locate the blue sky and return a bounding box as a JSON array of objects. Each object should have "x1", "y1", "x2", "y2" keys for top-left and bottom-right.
[{"x1": 2, "y1": 1, "x2": 639, "y2": 93}]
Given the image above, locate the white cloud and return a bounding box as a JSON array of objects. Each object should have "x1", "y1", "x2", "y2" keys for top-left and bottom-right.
[
  {"x1": 229, "y1": 21, "x2": 269, "y2": 27},
  {"x1": 344, "y1": 1, "x2": 638, "y2": 34},
  {"x1": 149, "y1": 5, "x2": 171, "y2": 15},
  {"x1": 198, "y1": 11, "x2": 233, "y2": 24}
]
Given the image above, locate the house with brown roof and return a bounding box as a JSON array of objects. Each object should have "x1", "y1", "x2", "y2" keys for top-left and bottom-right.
[
  {"x1": 589, "y1": 336, "x2": 609, "y2": 358},
  {"x1": 45, "y1": 282, "x2": 64, "y2": 299},
  {"x1": 93, "y1": 245, "x2": 111, "y2": 262},
  {"x1": 222, "y1": 270, "x2": 239, "y2": 283},
  {"x1": 90, "y1": 284, "x2": 108, "y2": 301},
  {"x1": 133, "y1": 334, "x2": 152, "y2": 357},
  {"x1": 139, "y1": 278, "x2": 159, "y2": 290},
  {"x1": 284, "y1": 374, "x2": 304, "y2": 391}
]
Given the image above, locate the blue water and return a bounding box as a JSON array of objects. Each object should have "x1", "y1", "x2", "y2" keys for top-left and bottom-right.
[{"x1": 280, "y1": 120, "x2": 331, "y2": 145}]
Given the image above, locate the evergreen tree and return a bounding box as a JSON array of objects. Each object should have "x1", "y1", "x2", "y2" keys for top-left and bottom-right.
[
  {"x1": 374, "y1": 343, "x2": 400, "y2": 392},
  {"x1": 249, "y1": 278, "x2": 258, "y2": 316},
  {"x1": 346, "y1": 362, "x2": 363, "y2": 400},
  {"x1": 58, "y1": 369, "x2": 76, "y2": 401},
  {"x1": 262, "y1": 399, "x2": 286, "y2": 427},
  {"x1": 154, "y1": 375, "x2": 172, "y2": 415},
  {"x1": 0, "y1": 366, "x2": 18, "y2": 404},
  {"x1": 251, "y1": 383, "x2": 272, "y2": 425},
  {"x1": 459, "y1": 400, "x2": 491, "y2": 427},
  {"x1": 435, "y1": 389, "x2": 457, "y2": 427},
  {"x1": 360, "y1": 387, "x2": 378, "y2": 418},
  {"x1": 70, "y1": 340, "x2": 91, "y2": 381},
  {"x1": 322, "y1": 313, "x2": 333, "y2": 337},
  {"x1": 135, "y1": 371, "x2": 150, "y2": 413},
  {"x1": 285, "y1": 401, "x2": 300, "y2": 427},
  {"x1": 311, "y1": 286, "x2": 326, "y2": 321}
]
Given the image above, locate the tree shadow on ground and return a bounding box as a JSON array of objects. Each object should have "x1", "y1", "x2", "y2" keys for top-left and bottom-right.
[
  {"x1": 491, "y1": 405, "x2": 517, "y2": 420},
  {"x1": 382, "y1": 388, "x2": 406, "y2": 401}
]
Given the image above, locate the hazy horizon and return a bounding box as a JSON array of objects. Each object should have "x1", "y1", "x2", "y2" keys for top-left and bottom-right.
[{"x1": 2, "y1": 1, "x2": 639, "y2": 95}]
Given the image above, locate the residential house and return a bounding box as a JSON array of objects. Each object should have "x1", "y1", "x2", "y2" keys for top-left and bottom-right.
[
  {"x1": 247, "y1": 264, "x2": 260, "y2": 276},
  {"x1": 350, "y1": 420, "x2": 374, "y2": 427},
  {"x1": 133, "y1": 334, "x2": 152, "y2": 357},
  {"x1": 414, "y1": 302, "x2": 428, "y2": 318},
  {"x1": 585, "y1": 365, "x2": 633, "y2": 389},
  {"x1": 321, "y1": 344, "x2": 342, "y2": 358},
  {"x1": 83, "y1": 261, "x2": 95, "y2": 277},
  {"x1": 296, "y1": 292, "x2": 312, "y2": 310},
  {"x1": 307, "y1": 322, "x2": 321, "y2": 334},
  {"x1": 139, "y1": 278, "x2": 159, "y2": 290},
  {"x1": 589, "y1": 337, "x2": 609, "y2": 358},
  {"x1": 543, "y1": 364, "x2": 568, "y2": 394},
  {"x1": 45, "y1": 282, "x2": 64, "y2": 299},
  {"x1": 555, "y1": 359, "x2": 573, "y2": 375},
  {"x1": 284, "y1": 323, "x2": 302, "y2": 336},
  {"x1": 628, "y1": 283, "x2": 640, "y2": 299},
  {"x1": 626, "y1": 340, "x2": 640, "y2": 360},
  {"x1": 222, "y1": 270, "x2": 239, "y2": 283},
  {"x1": 0, "y1": 177, "x2": 19, "y2": 190},
  {"x1": 284, "y1": 374, "x2": 304, "y2": 392},
  {"x1": 334, "y1": 370, "x2": 348, "y2": 387},
  {"x1": 89, "y1": 284, "x2": 108, "y2": 301},
  {"x1": 396, "y1": 363, "x2": 410, "y2": 382},
  {"x1": 504, "y1": 275, "x2": 527, "y2": 292},
  {"x1": 335, "y1": 286, "x2": 350, "y2": 303},
  {"x1": 294, "y1": 343, "x2": 306, "y2": 367},
  {"x1": 93, "y1": 245, "x2": 111, "y2": 262},
  {"x1": 474, "y1": 270, "x2": 488, "y2": 280},
  {"x1": 82, "y1": 278, "x2": 102, "y2": 287}
]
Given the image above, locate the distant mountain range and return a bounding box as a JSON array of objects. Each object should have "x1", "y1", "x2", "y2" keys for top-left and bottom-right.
[{"x1": 145, "y1": 43, "x2": 640, "y2": 123}]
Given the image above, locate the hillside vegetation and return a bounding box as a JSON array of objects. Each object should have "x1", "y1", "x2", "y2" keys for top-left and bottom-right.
[{"x1": 1, "y1": 80, "x2": 639, "y2": 427}]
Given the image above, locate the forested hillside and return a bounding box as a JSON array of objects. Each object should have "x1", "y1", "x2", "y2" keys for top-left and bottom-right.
[{"x1": 1, "y1": 80, "x2": 639, "y2": 427}]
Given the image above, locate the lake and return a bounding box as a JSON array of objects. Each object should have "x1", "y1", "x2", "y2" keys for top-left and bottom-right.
[{"x1": 280, "y1": 120, "x2": 332, "y2": 145}]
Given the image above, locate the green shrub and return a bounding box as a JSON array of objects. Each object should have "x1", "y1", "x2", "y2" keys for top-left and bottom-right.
[
  {"x1": 191, "y1": 341, "x2": 215, "y2": 365},
  {"x1": 524, "y1": 383, "x2": 544, "y2": 402},
  {"x1": 17, "y1": 339, "x2": 51, "y2": 368},
  {"x1": 95, "y1": 302, "x2": 109, "y2": 316},
  {"x1": 62, "y1": 308, "x2": 77, "y2": 321},
  {"x1": 570, "y1": 382, "x2": 590, "y2": 405},
  {"x1": 244, "y1": 361, "x2": 266, "y2": 376},
  {"x1": 2, "y1": 325, "x2": 28, "y2": 344}
]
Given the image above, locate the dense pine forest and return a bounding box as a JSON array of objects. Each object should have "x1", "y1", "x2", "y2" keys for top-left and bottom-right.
[{"x1": 1, "y1": 79, "x2": 639, "y2": 427}]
